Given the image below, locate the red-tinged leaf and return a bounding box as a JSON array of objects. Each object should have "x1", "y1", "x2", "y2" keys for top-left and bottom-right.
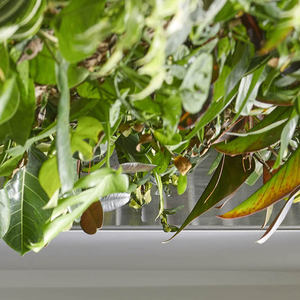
[
  {"x1": 256, "y1": 94, "x2": 294, "y2": 106},
  {"x1": 259, "y1": 26, "x2": 293, "y2": 55},
  {"x1": 263, "y1": 160, "x2": 280, "y2": 184},
  {"x1": 257, "y1": 188, "x2": 300, "y2": 244},
  {"x1": 80, "y1": 201, "x2": 104, "y2": 235},
  {"x1": 219, "y1": 146, "x2": 300, "y2": 219},
  {"x1": 164, "y1": 155, "x2": 254, "y2": 242},
  {"x1": 213, "y1": 106, "x2": 293, "y2": 155}
]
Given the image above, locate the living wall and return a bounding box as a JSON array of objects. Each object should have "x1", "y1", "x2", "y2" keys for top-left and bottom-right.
[{"x1": 0, "y1": 0, "x2": 300, "y2": 255}]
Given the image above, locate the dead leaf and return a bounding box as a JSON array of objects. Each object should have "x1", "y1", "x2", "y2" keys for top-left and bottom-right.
[
  {"x1": 173, "y1": 156, "x2": 192, "y2": 176},
  {"x1": 133, "y1": 123, "x2": 144, "y2": 132},
  {"x1": 17, "y1": 38, "x2": 44, "y2": 64},
  {"x1": 80, "y1": 201, "x2": 104, "y2": 235},
  {"x1": 136, "y1": 134, "x2": 152, "y2": 152}
]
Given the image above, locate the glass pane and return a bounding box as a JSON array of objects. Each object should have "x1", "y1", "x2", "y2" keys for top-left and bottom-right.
[{"x1": 101, "y1": 150, "x2": 300, "y2": 229}]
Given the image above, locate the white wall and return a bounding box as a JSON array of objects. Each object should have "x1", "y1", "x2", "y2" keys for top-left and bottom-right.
[{"x1": 0, "y1": 230, "x2": 299, "y2": 299}]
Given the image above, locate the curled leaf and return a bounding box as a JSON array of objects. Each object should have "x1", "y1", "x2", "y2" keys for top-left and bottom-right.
[
  {"x1": 173, "y1": 156, "x2": 192, "y2": 176},
  {"x1": 136, "y1": 134, "x2": 152, "y2": 152}
]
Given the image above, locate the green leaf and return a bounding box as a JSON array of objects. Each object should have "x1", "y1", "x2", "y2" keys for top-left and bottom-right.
[
  {"x1": 185, "y1": 94, "x2": 234, "y2": 141},
  {"x1": 219, "y1": 146, "x2": 300, "y2": 219},
  {"x1": 273, "y1": 109, "x2": 299, "y2": 169},
  {"x1": 55, "y1": 58, "x2": 74, "y2": 194},
  {"x1": 213, "y1": 106, "x2": 293, "y2": 155},
  {"x1": 0, "y1": 154, "x2": 23, "y2": 176},
  {"x1": 165, "y1": 155, "x2": 254, "y2": 242},
  {"x1": 207, "y1": 152, "x2": 223, "y2": 175},
  {"x1": 177, "y1": 174, "x2": 187, "y2": 195},
  {"x1": 226, "y1": 118, "x2": 288, "y2": 137},
  {"x1": 0, "y1": 76, "x2": 19, "y2": 125},
  {"x1": 3, "y1": 147, "x2": 52, "y2": 256},
  {"x1": 53, "y1": 0, "x2": 106, "y2": 62},
  {"x1": 6, "y1": 124, "x2": 57, "y2": 157},
  {"x1": 180, "y1": 53, "x2": 213, "y2": 114},
  {"x1": 0, "y1": 188, "x2": 10, "y2": 239},
  {"x1": 8, "y1": 78, "x2": 35, "y2": 145},
  {"x1": 67, "y1": 64, "x2": 89, "y2": 88},
  {"x1": 71, "y1": 116, "x2": 103, "y2": 161},
  {"x1": 29, "y1": 169, "x2": 128, "y2": 252},
  {"x1": 39, "y1": 156, "x2": 60, "y2": 199},
  {"x1": 234, "y1": 65, "x2": 266, "y2": 119},
  {"x1": 29, "y1": 45, "x2": 56, "y2": 85},
  {"x1": 225, "y1": 43, "x2": 252, "y2": 100}
]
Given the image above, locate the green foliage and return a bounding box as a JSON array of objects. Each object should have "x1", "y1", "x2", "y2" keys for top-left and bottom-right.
[{"x1": 0, "y1": 0, "x2": 300, "y2": 254}]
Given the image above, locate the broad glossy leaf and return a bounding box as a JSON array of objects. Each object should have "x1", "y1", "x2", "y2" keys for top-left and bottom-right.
[
  {"x1": 100, "y1": 193, "x2": 130, "y2": 212},
  {"x1": 80, "y1": 201, "x2": 103, "y2": 235},
  {"x1": 111, "y1": 162, "x2": 156, "y2": 173},
  {"x1": 3, "y1": 148, "x2": 52, "y2": 255},
  {"x1": 166, "y1": 155, "x2": 254, "y2": 242},
  {"x1": 0, "y1": 189, "x2": 10, "y2": 239},
  {"x1": 53, "y1": 0, "x2": 106, "y2": 62},
  {"x1": 219, "y1": 146, "x2": 300, "y2": 219},
  {"x1": 214, "y1": 106, "x2": 293, "y2": 155},
  {"x1": 55, "y1": 58, "x2": 74, "y2": 194}
]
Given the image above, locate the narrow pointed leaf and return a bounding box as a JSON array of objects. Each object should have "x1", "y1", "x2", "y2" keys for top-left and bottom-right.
[
  {"x1": 257, "y1": 188, "x2": 300, "y2": 244},
  {"x1": 214, "y1": 106, "x2": 293, "y2": 155},
  {"x1": 165, "y1": 155, "x2": 254, "y2": 242},
  {"x1": 3, "y1": 148, "x2": 52, "y2": 255},
  {"x1": 100, "y1": 193, "x2": 130, "y2": 212},
  {"x1": 55, "y1": 58, "x2": 74, "y2": 194},
  {"x1": 219, "y1": 146, "x2": 300, "y2": 219},
  {"x1": 80, "y1": 201, "x2": 104, "y2": 235},
  {"x1": 111, "y1": 162, "x2": 157, "y2": 173}
]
